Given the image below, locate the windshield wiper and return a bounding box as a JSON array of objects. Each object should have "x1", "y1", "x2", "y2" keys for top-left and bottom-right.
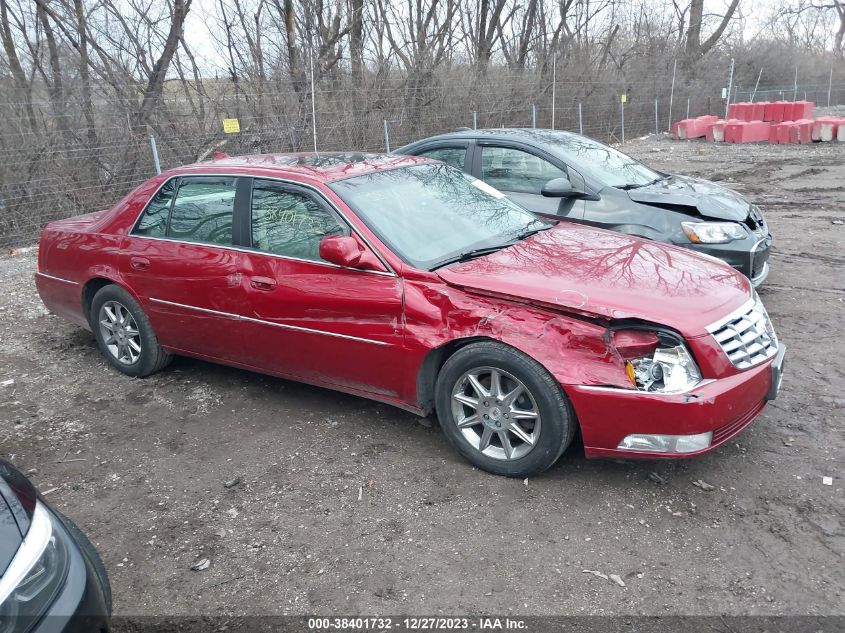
[
  {"x1": 431, "y1": 245, "x2": 509, "y2": 270},
  {"x1": 619, "y1": 175, "x2": 669, "y2": 190}
]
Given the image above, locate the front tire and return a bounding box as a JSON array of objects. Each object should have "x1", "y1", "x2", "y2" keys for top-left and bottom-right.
[
  {"x1": 434, "y1": 341, "x2": 575, "y2": 477},
  {"x1": 90, "y1": 284, "x2": 171, "y2": 377}
]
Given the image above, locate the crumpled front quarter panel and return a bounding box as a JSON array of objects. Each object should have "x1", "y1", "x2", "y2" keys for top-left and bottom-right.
[{"x1": 402, "y1": 277, "x2": 632, "y2": 393}]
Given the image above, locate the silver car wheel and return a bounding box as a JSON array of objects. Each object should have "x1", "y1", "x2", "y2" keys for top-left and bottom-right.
[
  {"x1": 450, "y1": 366, "x2": 541, "y2": 461},
  {"x1": 98, "y1": 300, "x2": 142, "y2": 365}
]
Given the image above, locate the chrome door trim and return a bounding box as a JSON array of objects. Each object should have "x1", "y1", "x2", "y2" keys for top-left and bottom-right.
[
  {"x1": 148, "y1": 297, "x2": 393, "y2": 347},
  {"x1": 36, "y1": 272, "x2": 79, "y2": 286}
]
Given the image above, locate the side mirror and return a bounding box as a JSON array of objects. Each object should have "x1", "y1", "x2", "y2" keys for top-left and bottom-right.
[
  {"x1": 541, "y1": 177, "x2": 575, "y2": 198},
  {"x1": 319, "y1": 235, "x2": 385, "y2": 272}
]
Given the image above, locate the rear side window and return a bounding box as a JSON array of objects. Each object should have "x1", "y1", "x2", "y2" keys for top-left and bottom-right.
[
  {"x1": 167, "y1": 178, "x2": 236, "y2": 245},
  {"x1": 481, "y1": 146, "x2": 566, "y2": 195},
  {"x1": 251, "y1": 181, "x2": 345, "y2": 262},
  {"x1": 134, "y1": 180, "x2": 176, "y2": 237},
  {"x1": 418, "y1": 147, "x2": 467, "y2": 170}
]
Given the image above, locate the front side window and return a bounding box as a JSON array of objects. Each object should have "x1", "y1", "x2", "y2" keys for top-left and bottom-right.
[
  {"x1": 329, "y1": 164, "x2": 549, "y2": 270},
  {"x1": 481, "y1": 146, "x2": 566, "y2": 195},
  {"x1": 250, "y1": 182, "x2": 345, "y2": 262},
  {"x1": 134, "y1": 180, "x2": 176, "y2": 237},
  {"x1": 167, "y1": 177, "x2": 236, "y2": 245},
  {"x1": 418, "y1": 147, "x2": 467, "y2": 170}
]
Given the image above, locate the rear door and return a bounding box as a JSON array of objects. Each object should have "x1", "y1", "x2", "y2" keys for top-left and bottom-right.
[
  {"x1": 237, "y1": 178, "x2": 407, "y2": 397},
  {"x1": 120, "y1": 175, "x2": 248, "y2": 361},
  {"x1": 475, "y1": 143, "x2": 586, "y2": 220}
]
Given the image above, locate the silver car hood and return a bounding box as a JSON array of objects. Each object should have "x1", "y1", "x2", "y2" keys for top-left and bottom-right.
[{"x1": 626, "y1": 175, "x2": 751, "y2": 221}]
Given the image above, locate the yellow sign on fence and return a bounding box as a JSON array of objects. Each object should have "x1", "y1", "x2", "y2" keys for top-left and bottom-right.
[
  {"x1": 620, "y1": 94, "x2": 627, "y2": 104},
  {"x1": 223, "y1": 118, "x2": 240, "y2": 134}
]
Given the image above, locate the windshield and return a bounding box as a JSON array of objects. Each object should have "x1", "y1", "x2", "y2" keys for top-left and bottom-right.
[
  {"x1": 555, "y1": 135, "x2": 662, "y2": 188},
  {"x1": 330, "y1": 164, "x2": 550, "y2": 270}
]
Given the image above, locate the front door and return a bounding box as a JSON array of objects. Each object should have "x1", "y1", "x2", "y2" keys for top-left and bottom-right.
[
  {"x1": 476, "y1": 144, "x2": 586, "y2": 220},
  {"x1": 237, "y1": 179, "x2": 406, "y2": 398},
  {"x1": 120, "y1": 175, "x2": 247, "y2": 361}
]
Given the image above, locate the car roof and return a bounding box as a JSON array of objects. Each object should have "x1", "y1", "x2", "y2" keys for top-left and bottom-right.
[
  {"x1": 172, "y1": 152, "x2": 433, "y2": 183},
  {"x1": 398, "y1": 127, "x2": 583, "y2": 150}
]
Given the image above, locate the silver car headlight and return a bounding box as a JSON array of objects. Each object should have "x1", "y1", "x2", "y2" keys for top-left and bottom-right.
[
  {"x1": 611, "y1": 329, "x2": 702, "y2": 394},
  {"x1": 682, "y1": 221, "x2": 747, "y2": 244},
  {"x1": 0, "y1": 502, "x2": 70, "y2": 633}
]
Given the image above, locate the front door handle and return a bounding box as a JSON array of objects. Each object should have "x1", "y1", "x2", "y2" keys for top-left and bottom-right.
[
  {"x1": 250, "y1": 276, "x2": 277, "y2": 291},
  {"x1": 130, "y1": 257, "x2": 150, "y2": 270}
]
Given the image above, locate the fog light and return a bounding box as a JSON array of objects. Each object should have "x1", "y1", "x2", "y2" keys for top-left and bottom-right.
[{"x1": 617, "y1": 431, "x2": 712, "y2": 453}]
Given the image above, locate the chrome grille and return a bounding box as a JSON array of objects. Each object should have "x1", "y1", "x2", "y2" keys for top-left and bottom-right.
[{"x1": 707, "y1": 297, "x2": 778, "y2": 369}]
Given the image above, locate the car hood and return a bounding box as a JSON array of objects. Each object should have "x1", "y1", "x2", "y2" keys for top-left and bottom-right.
[
  {"x1": 0, "y1": 461, "x2": 37, "y2": 576},
  {"x1": 436, "y1": 224, "x2": 751, "y2": 337},
  {"x1": 626, "y1": 175, "x2": 751, "y2": 221}
]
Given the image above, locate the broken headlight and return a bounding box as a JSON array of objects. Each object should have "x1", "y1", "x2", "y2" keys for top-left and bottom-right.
[
  {"x1": 681, "y1": 221, "x2": 747, "y2": 244},
  {"x1": 611, "y1": 329, "x2": 702, "y2": 394}
]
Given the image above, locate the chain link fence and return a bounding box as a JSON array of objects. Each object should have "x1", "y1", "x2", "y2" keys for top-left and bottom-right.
[{"x1": 2, "y1": 67, "x2": 844, "y2": 250}]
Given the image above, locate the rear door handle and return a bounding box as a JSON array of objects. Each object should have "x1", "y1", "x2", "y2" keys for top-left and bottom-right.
[
  {"x1": 250, "y1": 276, "x2": 277, "y2": 291},
  {"x1": 130, "y1": 257, "x2": 150, "y2": 270}
]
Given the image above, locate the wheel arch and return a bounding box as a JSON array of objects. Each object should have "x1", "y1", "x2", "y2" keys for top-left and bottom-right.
[
  {"x1": 416, "y1": 336, "x2": 494, "y2": 415},
  {"x1": 81, "y1": 275, "x2": 140, "y2": 326}
]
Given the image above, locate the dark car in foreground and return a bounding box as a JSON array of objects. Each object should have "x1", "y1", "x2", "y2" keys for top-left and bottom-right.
[
  {"x1": 396, "y1": 129, "x2": 773, "y2": 286},
  {"x1": 0, "y1": 460, "x2": 110, "y2": 632},
  {"x1": 35, "y1": 153, "x2": 784, "y2": 477}
]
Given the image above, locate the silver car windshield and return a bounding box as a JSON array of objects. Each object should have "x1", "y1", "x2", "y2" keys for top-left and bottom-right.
[
  {"x1": 554, "y1": 135, "x2": 662, "y2": 188},
  {"x1": 330, "y1": 164, "x2": 550, "y2": 270}
]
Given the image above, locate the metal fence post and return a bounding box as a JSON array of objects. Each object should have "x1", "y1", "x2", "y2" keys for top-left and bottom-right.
[
  {"x1": 793, "y1": 66, "x2": 798, "y2": 102},
  {"x1": 578, "y1": 103, "x2": 583, "y2": 135},
  {"x1": 472, "y1": 111, "x2": 477, "y2": 130},
  {"x1": 621, "y1": 99, "x2": 625, "y2": 144},
  {"x1": 551, "y1": 56, "x2": 557, "y2": 129},
  {"x1": 725, "y1": 58, "x2": 735, "y2": 119},
  {"x1": 149, "y1": 135, "x2": 161, "y2": 174},
  {"x1": 654, "y1": 98, "x2": 659, "y2": 135},
  {"x1": 383, "y1": 119, "x2": 390, "y2": 153},
  {"x1": 828, "y1": 66, "x2": 834, "y2": 107},
  {"x1": 668, "y1": 59, "x2": 677, "y2": 132},
  {"x1": 309, "y1": 47, "x2": 318, "y2": 152},
  {"x1": 531, "y1": 103, "x2": 536, "y2": 128},
  {"x1": 686, "y1": 97, "x2": 690, "y2": 120}
]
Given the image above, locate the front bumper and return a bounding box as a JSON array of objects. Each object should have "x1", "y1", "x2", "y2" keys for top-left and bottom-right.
[
  {"x1": 568, "y1": 343, "x2": 785, "y2": 459},
  {"x1": 687, "y1": 233, "x2": 772, "y2": 287}
]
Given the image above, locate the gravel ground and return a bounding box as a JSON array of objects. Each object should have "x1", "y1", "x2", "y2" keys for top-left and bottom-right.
[{"x1": 0, "y1": 137, "x2": 843, "y2": 620}]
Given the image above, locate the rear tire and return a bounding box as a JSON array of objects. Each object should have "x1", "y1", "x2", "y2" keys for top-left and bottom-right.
[
  {"x1": 434, "y1": 341, "x2": 575, "y2": 477},
  {"x1": 90, "y1": 285, "x2": 171, "y2": 377}
]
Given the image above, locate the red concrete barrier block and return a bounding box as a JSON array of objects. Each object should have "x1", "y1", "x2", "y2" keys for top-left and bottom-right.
[
  {"x1": 751, "y1": 102, "x2": 766, "y2": 121},
  {"x1": 727, "y1": 103, "x2": 740, "y2": 120},
  {"x1": 730, "y1": 120, "x2": 771, "y2": 143},
  {"x1": 705, "y1": 119, "x2": 726, "y2": 142},
  {"x1": 672, "y1": 115, "x2": 719, "y2": 139},
  {"x1": 812, "y1": 117, "x2": 844, "y2": 142},
  {"x1": 789, "y1": 101, "x2": 814, "y2": 120},
  {"x1": 767, "y1": 101, "x2": 789, "y2": 123},
  {"x1": 775, "y1": 122, "x2": 794, "y2": 144},
  {"x1": 787, "y1": 119, "x2": 813, "y2": 144},
  {"x1": 711, "y1": 119, "x2": 741, "y2": 142}
]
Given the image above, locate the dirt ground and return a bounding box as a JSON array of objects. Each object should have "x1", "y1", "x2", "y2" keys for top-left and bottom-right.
[{"x1": 0, "y1": 137, "x2": 843, "y2": 620}]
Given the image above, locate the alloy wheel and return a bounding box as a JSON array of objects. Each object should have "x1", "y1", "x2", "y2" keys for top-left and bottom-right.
[
  {"x1": 98, "y1": 300, "x2": 142, "y2": 365},
  {"x1": 450, "y1": 366, "x2": 542, "y2": 461}
]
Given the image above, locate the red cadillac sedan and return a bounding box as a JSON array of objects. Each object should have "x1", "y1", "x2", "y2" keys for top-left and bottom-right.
[{"x1": 35, "y1": 153, "x2": 785, "y2": 477}]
